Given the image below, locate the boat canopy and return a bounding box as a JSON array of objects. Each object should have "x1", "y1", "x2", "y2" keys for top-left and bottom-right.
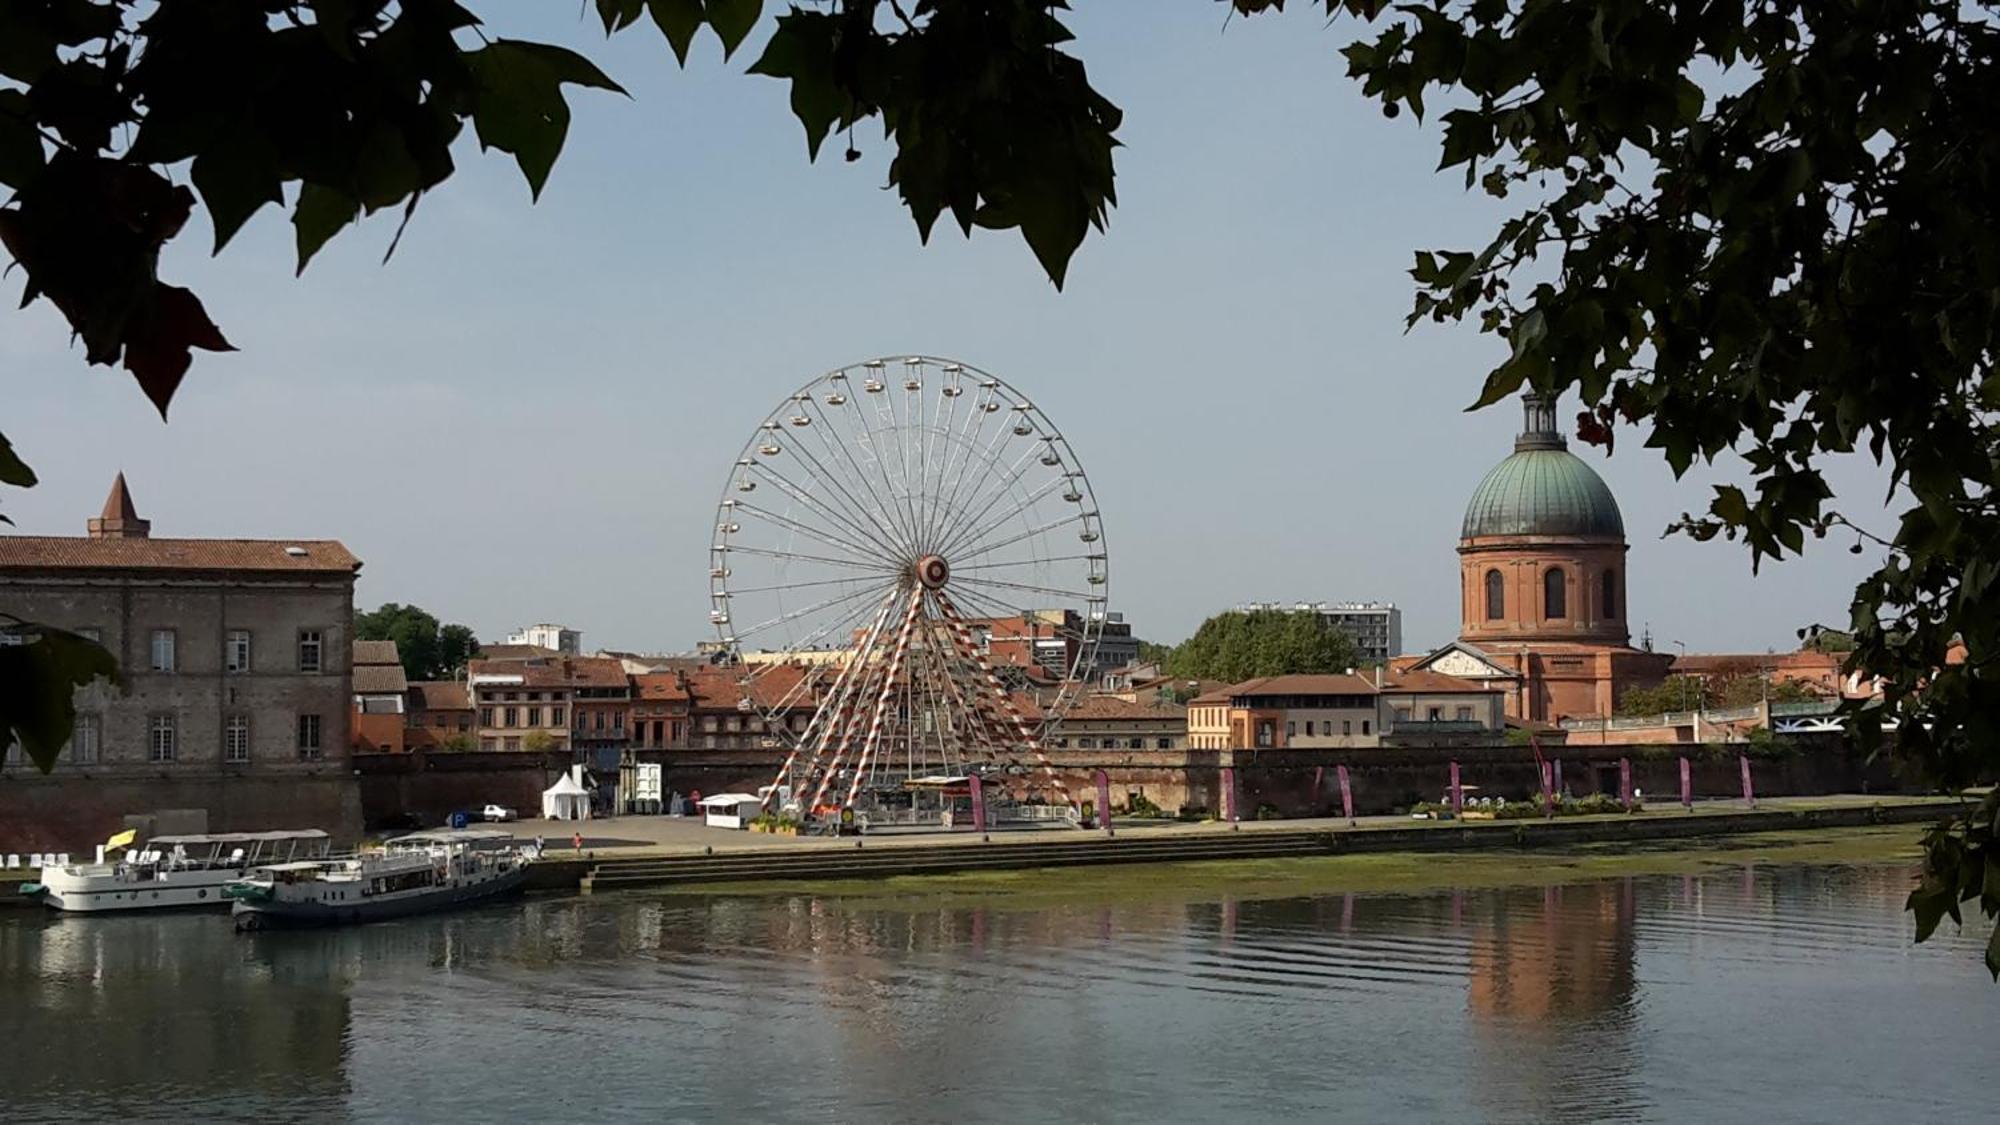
[
  {"x1": 149, "y1": 830, "x2": 331, "y2": 846},
  {"x1": 696, "y1": 793, "x2": 760, "y2": 807}
]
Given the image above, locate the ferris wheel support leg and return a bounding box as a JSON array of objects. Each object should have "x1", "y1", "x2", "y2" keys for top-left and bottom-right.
[
  {"x1": 842, "y1": 588, "x2": 925, "y2": 811},
  {"x1": 805, "y1": 601, "x2": 904, "y2": 814},
  {"x1": 763, "y1": 591, "x2": 900, "y2": 812},
  {"x1": 933, "y1": 591, "x2": 1078, "y2": 817}
]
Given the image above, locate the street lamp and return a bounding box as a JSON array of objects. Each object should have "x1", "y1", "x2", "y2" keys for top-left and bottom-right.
[{"x1": 1672, "y1": 640, "x2": 1688, "y2": 712}]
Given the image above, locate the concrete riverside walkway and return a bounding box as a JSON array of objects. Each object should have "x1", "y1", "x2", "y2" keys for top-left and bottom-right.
[{"x1": 513, "y1": 794, "x2": 1966, "y2": 894}]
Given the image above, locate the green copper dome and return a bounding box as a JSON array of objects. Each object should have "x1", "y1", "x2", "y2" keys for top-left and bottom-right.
[{"x1": 1460, "y1": 395, "x2": 1625, "y2": 540}]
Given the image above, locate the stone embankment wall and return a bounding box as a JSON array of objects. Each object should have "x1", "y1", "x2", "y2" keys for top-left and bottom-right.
[
  {"x1": 335, "y1": 737, "x2": 1910, "y2": 829},
  {"x1": 0, "y1": 772, "x2": 365, "y2": 852}
]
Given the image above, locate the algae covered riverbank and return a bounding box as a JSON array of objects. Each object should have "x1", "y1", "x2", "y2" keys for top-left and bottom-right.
[{"x1": 650, "y1": 824, "x2": 1929, "y2": 913}]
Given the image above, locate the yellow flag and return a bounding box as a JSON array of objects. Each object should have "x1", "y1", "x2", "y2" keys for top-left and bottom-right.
[{"x1": 104, "y1": 829, "x2": 137, "y2": 851}]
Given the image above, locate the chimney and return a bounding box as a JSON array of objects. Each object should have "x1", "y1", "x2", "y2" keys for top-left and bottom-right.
[
  {"x1": 1375, "y1": 665, "x2": 1383, "y2": 689},
  {"x1": 87, "y1": 473, "x2": 150, "y2": 539}
]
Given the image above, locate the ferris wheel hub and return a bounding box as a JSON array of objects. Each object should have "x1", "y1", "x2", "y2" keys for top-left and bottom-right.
[{"x1": 913, "y1": 554, "x2": 950, "y2": 590}]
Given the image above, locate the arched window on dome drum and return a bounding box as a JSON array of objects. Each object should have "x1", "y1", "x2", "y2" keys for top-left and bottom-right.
[
  {"x1": 1484, "y1": 569, "x2": 1504, "y2": 620},
  {"x1": 1543, "y1": 567, "x2": 1567, "y2": 619},
  {"x1": 1602, "y1": 568, "x2": 1618, "y2": 618}
]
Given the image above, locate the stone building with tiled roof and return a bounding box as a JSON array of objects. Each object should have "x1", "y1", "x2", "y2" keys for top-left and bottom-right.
[
  {"x1": 1187, "y1": 669, "x2": 1504, "y2": 750},
  {"x1": 350, "y1": 639, "x2": 409, "y2": 753},
  {"x1": 0, "y1": 476, "x2": 364, "y2": 847}
]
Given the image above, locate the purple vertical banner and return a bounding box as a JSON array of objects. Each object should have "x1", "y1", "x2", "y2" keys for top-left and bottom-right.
[
  {"x1": 1449, "y1": 760, "x2": 1463, "y2": 817},
  {"x1": 1679, "y1": 756, "x2": 1693, "y2": 810},
  {"x1": 1095, "y1": 770, "x2": 1114, "y2": 836},
  {"x1": 1619, "y1": 758, "x2": 1633, "y2": 810},
  {"x1": 1222, "y1": 766, "x2": 1239, "y2": 822},
  {"x1": 1739, "y1": 754, "x2": 1755, "y2": 807},
  {"x1": 1337, "y1": 764, "x2": 1355, "y2": 826},
  {"x1": 1538, "y1": 760, "x2": 1555, "y2": 818},
  {"x1": 968, "y1": 774, "x2": 987, "y2": 835}
]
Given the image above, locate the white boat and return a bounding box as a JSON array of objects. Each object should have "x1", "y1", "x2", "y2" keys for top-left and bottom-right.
[
  {"x1": 226, "y1": 827, "x2": 531, "y2": 930},
  {"x1": 30, "y1": 830, "x2": 333, "y2": 913}
]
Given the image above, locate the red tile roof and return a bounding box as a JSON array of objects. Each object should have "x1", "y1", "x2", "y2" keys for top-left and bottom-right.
[
  {"x1": 352, "y1": 663, "x2": 409, "y2": 694},
  {"x1": 353, "y1": 639, "x2": 401, "y2": 666},
  {"x1": 633, "y1": 672, "x2": 693, "y2": 702},
  {"x1": 408, "y1": 681, "x2": 472, "y2": 712},
  {"x1": 1193, "y1": 670, "x2": 1496, "y2": 703},
  {"x1": 0, "y1": 535, "x2": 361, "y2": 574}
]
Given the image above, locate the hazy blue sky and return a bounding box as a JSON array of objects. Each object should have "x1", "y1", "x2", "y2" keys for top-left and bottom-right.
[{"x1": 1, "y1": 5, "x2": 1892, "y2": 655}]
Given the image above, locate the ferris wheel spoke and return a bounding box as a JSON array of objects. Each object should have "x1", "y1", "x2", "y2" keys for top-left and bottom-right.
[
  {"x1": 835, "y1": 380, "x2": 925, "y2": 552},
  {"x1": 791, "y1": 395, "x2": 909, "y2": 550},
  {"x1": 717, "y1": 543, "x2": 897, "y2": 575},
  {"x1": 731, "y1": 581, "x2": 897, "y2": 645},
  {"x1": 946, "y1": 508, "x2": 1087, "y2": 565},
  {"x1": 953, "y1": 574, "x2": 1106, "y2": 602},
  {"x1": 929, "y1": 391, "x2": 1015, "y2": 555},
  {"x1": 725, "y1": 572, "x2": 893, "y2": 597},
  {"x1": 952, "y1": 553, "x2": 1100, "y2": 572},
  {"x1": 934, "y1": 463, "x2": 1067, "y2": 562},
  {"x1": 733, "y1": 501, "x2": 891, "y2": 567},
  {"x1": 746, "y1": 460, "x2": 908, "y2": 563}
]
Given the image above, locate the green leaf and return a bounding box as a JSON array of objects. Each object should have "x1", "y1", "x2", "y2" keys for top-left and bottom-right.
[
  {"x1": 706, "y1": 0, "x2": 764, "y2": 60},
  {"x1": 595, "y1": 0, "x2": 646, "y2": 33},
  {"x1": 293, "y1": 182, "x2": 359, "y2": 274},
  {"x1": 191, "y1": 137, "x2": 282, "y2": 253},
  {"x1": 0, "y1": 431, "x2": 36, "y2": 487},
  {"x1": 467, "y1": 39, "x2": 627, "y2": 200},
  {"x1": 0, "y1": 89, "x2": 46, "y2": 189},
  {"x1": 647, "y1": 0, "x2": 705, "y2": 65},
  {"x1": 1987, "y1": 922, "x2": 2000, "y2": 981},
  {"x1": 746, "y1": 11, "x2": 843, "y2": 160},
  {"x1": 0, "y1": 623, "x2": 120, "y2": 773}
]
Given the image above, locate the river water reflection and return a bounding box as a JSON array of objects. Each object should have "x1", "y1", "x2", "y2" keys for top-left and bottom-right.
[{"x1": 2, "y1": 859, "x2": 1993, "y2": 1123}]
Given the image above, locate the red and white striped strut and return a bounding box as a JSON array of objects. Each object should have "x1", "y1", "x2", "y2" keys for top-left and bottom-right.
[
  {"x1": 805, "y1": 588, "x2": 920, "y2": 813},
  {"x1": 761, "y1": 588, "x2": 900, "y2": 811},
  {"x1": 842, "y1": 586, "x2": 926, "y2": 809},
  {"x1": 933, "y1": 589, "x2": 1077, "y2": 813}
]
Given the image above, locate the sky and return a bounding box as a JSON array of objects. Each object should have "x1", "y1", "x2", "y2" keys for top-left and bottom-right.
[{"x1": 0, "y1": 4, "x2": 1895, "y2": 656}]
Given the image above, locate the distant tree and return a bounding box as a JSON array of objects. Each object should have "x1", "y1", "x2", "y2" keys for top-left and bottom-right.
[
  {"x1": 437, "y1": 733, "x2": 476, "y2": 753},
  {"x1": 437, "y1": 624, "x2": 481, "y2": 677},
  {"x1": 1804, "y1": 629, "x2": 1857, "y2": 655},
  {"x1": 354, "y1": 603, "x2": 479, "y2": 682},
  {"x1": 1619, "y1": 673, "x2": 1821, "y2": 717},
  {"x1": 521, "y1": 730, "x2": 558, "y2": 754},
  {"x1": 1163, "y1": 610, "x2": 1359, "y2": 685},
  {"x1": 1134, "y1": 639, "x2": 1176, "y2": 666}
]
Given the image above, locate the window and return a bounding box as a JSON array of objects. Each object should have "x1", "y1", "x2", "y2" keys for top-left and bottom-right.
[
  {"x1": 297, "y1": 714, "x2": 323, "y2": 760},
  {"x1": 1255, "y1": 721, "x2": 1275, "y2": 748},
  {"x1": 225, "y1": 629, "x2": 251, "y2": 673},
  {"x1": 432, "y1": 714, "x2": 446, "y2": 728},
  {"x1": 1602, "y1": 568, "x2": 1618, "y2": 617},
  {"x1": 1395, "y1": 708, "x2": 1412, "y2": 722},
  {"x1": 596, "y1": 710, "x2": 607, "y2": 731},
  {"x1": 552, "y1": 706, "x2": 566, "y2": 726},
  {"x1": 1456, "y1": 706, "x2": 1474, "y2": 721},
  {"x1": 150, "y1": 628, "x2": 176, "y2": 672},
  {"x1": 149, "y1": 715, "x2": 177, "y2": 762},
  {"x1": 1305, "y1": 721, "x2": 1315, "y2": 736},
  {"x1": 1079, "y1": 737, "x2": 1096, "y2": 749},
  {"x1": 526, "y1": 707, "x2": 542, "y2": 727},
  {"x1": 1427, "y1": 707, "x2": 1443, "y2": 721},
  {"x1": 479, "y1": 707, "x2": 494, "y2": 726},
  {"x1": 505, "y1": 692, "x2": 519, "y2": 701},
  {"x1": 298, "y1": 629, "x2": 323, "y2": 673},
  {"x1": 1543, "y1": 568, "x2": 1567, "y2": 619},
  {"x1": 614, "y1": 711, "x2": 625, "y2": 732},
  {"x1": 503, "y1": 707, "x2": 518, "y2": 728},
  {"x1": 1484, "y1": 569, "x2": 1505, "y2": 620},
  {"x1": 1127, "y1": 738, "x2": 1142, "y2": 749},
  {"x1": 69, "y1": 715, "x2": 100, "y2": 765},
  {"x1": 1156, "y1": 737, "x2": 1172, "y2": 749},
  {"x1": 504, "y1": 736, "x2": 521, "y2": 751},
  {"x1": 1362, "y1": 720, "x2": 1371, "y2": 735},
  {"x1": 1286, "y1": 721, "x2": 1296, "y2": 738},
  {"x1": 1342, "y1": 720, "x2": 1352, "y2": 735},
  {"x1": 480, "y1": 738, "x2": 497, "y2": 751},
  {"x1": 225, "y1": 715, "x2": 251, "y2": 763}
]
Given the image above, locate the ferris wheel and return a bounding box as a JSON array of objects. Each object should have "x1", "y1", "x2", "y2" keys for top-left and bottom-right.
[{"x1": 709, "y1": 355, "x2": 1108, "y2": 817}]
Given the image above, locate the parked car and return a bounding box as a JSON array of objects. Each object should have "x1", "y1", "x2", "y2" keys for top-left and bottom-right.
[{"x1": 482, "y1": 804, "x2": 517, "y2": 823}]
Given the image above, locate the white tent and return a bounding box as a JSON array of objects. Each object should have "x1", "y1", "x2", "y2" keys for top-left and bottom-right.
[{"x1": 541, "y1": 771, "x2": 591, "y2": 821}]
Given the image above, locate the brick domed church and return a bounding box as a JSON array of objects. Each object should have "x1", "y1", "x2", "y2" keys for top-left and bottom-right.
[{"x1": 1404, "y1": 393, "x2": 1670, "y2": 722}]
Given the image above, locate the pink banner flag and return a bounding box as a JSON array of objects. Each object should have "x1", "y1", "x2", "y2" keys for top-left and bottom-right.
[
  {"x1": 1095, "y1": 770, "x2": 1113, "y2": 836},
  {"x1": 1679, "y1": 756, "x2": 1693, "y2": 810},
  {"x1": 1222, "y1": 766, "x2": 1238, "y2": 822},
  {"x1": 969, "y1": 774, "x2": 987, "y2": 834},
  {"x1": 1619, "y1": 758, "x2": 1633, "y2": 810},
  {"x1": 1337, "y1": 764, "x2": 1354, "y2": 825},
  {"x1": 1740, "y1": 754, "x2": 1755, "y2": 807},
  {"x1": 1449, "y1": 760, "x2": 1463, "y2": 817},
  {"x1": 1532, "y1": 735, "x2": 1554, "y2": 818}
]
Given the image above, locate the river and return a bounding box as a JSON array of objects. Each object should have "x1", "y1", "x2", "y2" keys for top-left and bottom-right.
[{"x1": 2, "y1": 848, "x2": 1993, "y2": 1123}]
